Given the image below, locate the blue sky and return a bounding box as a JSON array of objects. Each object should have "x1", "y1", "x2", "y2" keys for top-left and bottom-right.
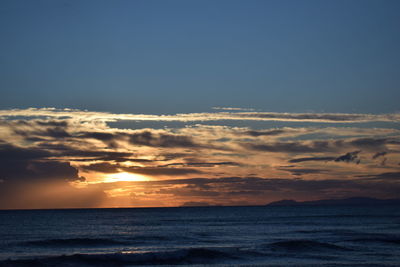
[{"x1": 1, "y1": 0, "x2": 400, "y2": 114}]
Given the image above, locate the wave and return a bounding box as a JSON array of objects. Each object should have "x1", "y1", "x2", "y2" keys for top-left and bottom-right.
[
  {"x1": 0, "y1": 248, "x2": 237, "y2": 266},
  {"x1": 295, "y1": 229, "x2": 360, "y2": 235},
  {"x1": 267, "y1": 240, "x2": 350, "y2": 252},
  {"x1": 21, "y1": 234, "x2": 179, "y2": 247},
  {"x1": 348, "y1": 237, "x2": 400, "y2": 245},
  {"x1": 128, "y1": 234, "x2": 172, "y2": 241},
  {"x1": 22, "y1": 238, "x2": 128, "y2": 247}
]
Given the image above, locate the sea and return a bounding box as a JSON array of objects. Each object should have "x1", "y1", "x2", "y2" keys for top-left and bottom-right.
[{"x1": 0, "y1": 205, "x2": 399, "y2": 266}]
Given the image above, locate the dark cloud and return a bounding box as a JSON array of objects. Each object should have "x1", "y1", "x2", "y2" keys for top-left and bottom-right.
[
  {"x1": 0, "y1": 143, "x2": 84, "y2": 183},
  {"x1": 80, "y1": 132, "x2": 118, "y2": 141},
  {"x1": 289, "y1": 157, "x2": 336, "y2": 163},
  {"x1": 158, "y1": 153, "x2": 194, "y2": 161},
  {"x1": 288, "y1": 151, "x2": 361, "y2": 164},
  {"x1": 277, "y1": 167, "x2": 327, "y2": 176},
  {"x1": 25, "y1": 137, "x2": 48, "y2": 142},
  {"x1": 0, "y1": 143, "x2": 51, "y2": 161},
  {"x1": 35, "y1": 143, "x2": 75, "y2": 152},
  {"x1": 334, "y1": 151, "x2": 361, "y2": 163},
  {"x1": 25, "y1": 161, "x2": 84, "y2": 181},
  {"x1": 45, "y1": 145, "x2": 134, "y2": 161},
  {"x1": 129, "y1": 131, "x2": 199, "y2": 148},
  {"x1": 0, "y1": 143, "x2": 107, "y2": 209},
  {"x1": 348, "y1": 137, "x2": 400, "y2": 151},
  {"x1": 242, "y1": 129, "x2": 287, "y2": 137},
  {"x1": 357, "y1": 172, "x2": 400, "y2": 180},
  {"x1": 31, "y1": 142, "x2": 134, "y2": 162},
  {"x1": 372, "y1": 151, "x2": 387, "y2": 159},
  {"x1": 350, "y1": 138, "x2": 387, "y2": 149},
  {"x1": 5, "y1": 119, "x2": 125, "y2": 147},
  {"x1": 0, "y1": 159, "x2": 84, "y2": 183},
  {"x1": 244, "y1": 137, "x2": 400, "y2": 154},
  {"x1": 76, "y1": 131, "x2": 128, "y2": 149},
  {"x1": 122, "y1": 167, "x2": 202, "y2": 176},
  {"x1": 81, "y1": 163, "x2": 119, "y2": 173},
  {"x1": 35, "y1": 120, "x2": 69, "y2": 127},
  {"x1": 242, "y1": 140, "x2": 336, "y2": 153},
  {"x1": 8, "y1": 120, "x2": 72, "y2": 139},
  {"x1": 36, "y1": 142, "x2": 134, "y2": 162},
  {"x1": 36, "y1": 128, "x2": 71, "y2": 138}
]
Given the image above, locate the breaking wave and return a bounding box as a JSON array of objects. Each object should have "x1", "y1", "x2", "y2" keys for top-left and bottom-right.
[
  {"x1": 267, "y1": 240, "x2": 350, "y2": 252},
  {"x1": 0, "y1": 248, "x2": 236, "y2": 266},
  {"x1": 22, "y1": 238, "x2": 128, "y2": 247}
]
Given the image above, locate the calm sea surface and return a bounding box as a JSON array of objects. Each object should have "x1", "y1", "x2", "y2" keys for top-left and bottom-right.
[{"x1": 0, "y1": 205, "x2": 399, "y2": 266}]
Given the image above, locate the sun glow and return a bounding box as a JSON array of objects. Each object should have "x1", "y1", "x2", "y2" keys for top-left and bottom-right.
[{"x1": 104, "y1": 172, "x2": 149, "y2": 182}]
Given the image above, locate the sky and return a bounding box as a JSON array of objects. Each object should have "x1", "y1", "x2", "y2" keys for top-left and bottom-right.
[{"x1": 0, "y1": 0, "x2": 400, "y2": 209}]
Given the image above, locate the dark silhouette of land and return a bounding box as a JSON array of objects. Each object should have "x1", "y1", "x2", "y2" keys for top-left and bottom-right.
[{"x1": 266, "y1": 197, "x2": 400, "y2": 206}]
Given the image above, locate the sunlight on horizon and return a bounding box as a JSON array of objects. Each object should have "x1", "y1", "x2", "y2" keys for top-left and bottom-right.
[{"x1": 104, "y1": 172, "x2": 149, "y2": 183}]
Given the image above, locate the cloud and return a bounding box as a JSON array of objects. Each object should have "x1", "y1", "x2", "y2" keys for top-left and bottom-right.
[
  {"x1": 334, "y1": 151, "x2": 361, "y2": 163},
  {"x1": 372, "y1": 151, "x2": 387, "y2": 159},
  {"x1": 350, "y1": 138, "x2": 388, "y2": 150},
  {"x1": 14, "y1": 127, "x2": 71, "y2": 139},
  {"x1": 81, "y1": 163, "x2": 119, "y2": 173},
  {"x1": 288, "y1": 151, "x2": 361, "y2": 164},
  {"x1": 242, "y1": 129, "x2": 288, "y2": 137},
  {"x1": 0, "y1": 142, "x2": 51, "y2": 161},
  {"x1": 277, "y1": 167, "x2": 328, "y2": 176},
  {"x1": 0, "y1": 143, "x2": 107, "y2": 209},
  {"x1": 38, "y1": 144, "x2": 134, "y2": 161},
  {"x1": 289, "y1": 157, "x2": 336, "y2": 163},
  {"x1": 80, "y1": 132, "x2": 119, "y2": 141},
  {"x1": 244, "y1": 135, "x2": 400, "y2": 155},
  {"x1": 0, "y1": 143, "x2": 84, "y2": 183},
  {"x1": 1, "y1": 108, "x2": 400, "y2": 208},
  {"x1": 356, "y1": 172, "x2": 400, "y2": 180},
  {"x1": 242, "y1": 140, "x2": 336, "y2": 153},
  {"x1": 124, "y1": 167, "x2": 202, "y2": 176},
  {"x1": 212, "y1": 107, "x2": 255, "y2": 111},
  {"x1": 129, "y1": 131, "x2": 200, "y2": 148},
  {"x1": 164, "y1": 161, "x2": 241, "y2": 167},
  {"x1": 2, "y1": 108, "x2": 400, "y2": 123},
  {"x1": 125, "y1": 176, "x2": 400, "y2": 203},
  {"x1": 82, "y1": 162, "x2": 202, "y2": 176}
]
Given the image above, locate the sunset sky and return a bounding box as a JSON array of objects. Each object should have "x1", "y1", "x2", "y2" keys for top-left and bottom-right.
[{"x1": 1, "y1": 0, "x2": 400, "y2": 209}]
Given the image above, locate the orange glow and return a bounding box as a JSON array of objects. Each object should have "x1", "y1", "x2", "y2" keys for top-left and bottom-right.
[{"x1": 103, "y1": 172, "x2": 149, "y2": 183}]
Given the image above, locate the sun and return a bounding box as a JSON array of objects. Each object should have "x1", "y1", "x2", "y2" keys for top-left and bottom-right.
[{"x1": 104, "y1": 172, "x2": 149, "y2": 183}]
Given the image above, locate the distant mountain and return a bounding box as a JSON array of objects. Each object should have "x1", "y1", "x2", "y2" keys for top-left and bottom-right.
[
  {"x1": 181, "y1": 201, "x2": 211, "y2": 207},
  {"x1": 266, "y1": 197, "x2": 400, "y2": 206}
]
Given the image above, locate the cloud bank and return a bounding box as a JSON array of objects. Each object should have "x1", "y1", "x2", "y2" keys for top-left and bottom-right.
[
  {"x1": 2, "y1": 108, "x2": 400, "y2": 123},
  {"x1": 0, "y1": 107, "x2": 399, "y2": 209}
]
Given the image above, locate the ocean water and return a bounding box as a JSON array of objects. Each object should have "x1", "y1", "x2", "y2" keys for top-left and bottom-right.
[{"x1": 0, "y1": 205, "x2": 399, "y2": 266}]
